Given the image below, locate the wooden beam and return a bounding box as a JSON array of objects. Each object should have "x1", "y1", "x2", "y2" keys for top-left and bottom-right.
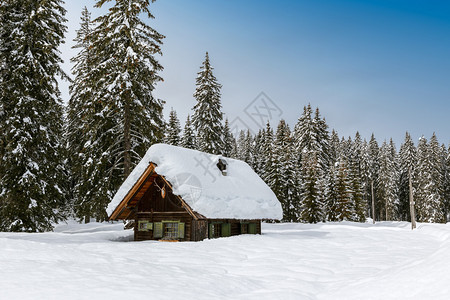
[
  {"x1": 109, "y1": 163, "x2": 156, "y2": 220},
  {"x1": 159, "y1": 175, "x2": 199, "y2": 221}
]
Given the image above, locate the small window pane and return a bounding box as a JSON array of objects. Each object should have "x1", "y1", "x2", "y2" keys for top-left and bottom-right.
[{"x1": 164, "y1": 222, "x2": 179, "y2": 239}]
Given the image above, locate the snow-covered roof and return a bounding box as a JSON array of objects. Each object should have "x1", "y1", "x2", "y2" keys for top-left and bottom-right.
[{"x1": 107, "y1": 144, "x2": 282, "y2": 220}]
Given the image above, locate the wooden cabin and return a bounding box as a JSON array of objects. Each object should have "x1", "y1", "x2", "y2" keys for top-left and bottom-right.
[{"x1": 107, "y1": 144, "x2": 282, "y2": 241}]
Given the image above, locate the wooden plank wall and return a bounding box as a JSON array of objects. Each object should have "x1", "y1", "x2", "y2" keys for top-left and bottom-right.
[{"x1": 135, "y1": 212, "x2": 193, "y2": 241}]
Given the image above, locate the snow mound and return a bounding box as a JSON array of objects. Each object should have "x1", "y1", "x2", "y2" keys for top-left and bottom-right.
[{"x1": 107, "y1": 144, "x2": 283, "y2": 220}]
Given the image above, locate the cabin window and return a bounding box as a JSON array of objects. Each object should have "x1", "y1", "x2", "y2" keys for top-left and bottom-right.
[
  {"x1": 209, "y1": 222, "x2": 231, "y2": 238},
  {"x1": 138, "y1": 221, "x2": 153, "y2": 232},
  {"x1": 154, "y1": 221, "x2": 185, "y2": 239},
  {"x1": 164, "y1": 222, "x2": 179, "y2": 239}
]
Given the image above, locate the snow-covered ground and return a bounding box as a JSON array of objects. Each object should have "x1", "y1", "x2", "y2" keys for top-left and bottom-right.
[{"x1": 1, "y1": 221, "x2": 449, "y2": 300}]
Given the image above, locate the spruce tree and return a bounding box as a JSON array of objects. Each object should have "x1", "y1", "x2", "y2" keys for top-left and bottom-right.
[
  {"x1": 0, "y1": 0, "x2": 67, "y2": 231},
  {"x1": 261, "y1": 123, "x2": 277, "y2": 192},
  {"x1": 222, "y1": 119, "x2": 235, "y2": 157},
  {"x1": 251, "y1": 129, "x2": 265, "y2": 176},
  {"x1": 181, "y1": 114, "x2": 196, "y2": 149},
  {"x1": 237, "y1": 130, "x2": 252, "y2": 164},
  {"x1": 398, "y1": 132, "x2": 417, "y2": 221},
  {"x1": 66, "y1": 6, "x2": 96, "y2": 222},
  {"x1": 71, "y1": 0, "x2": 165, "y2": 221},
  {"x1": 325, "y1": 163, "x2": 339, "y2": 221},
  {"x1": 377, "y1": 140, "x2": 399, "y2": 221},
  {"x1": 165, "y1": 108, "x2": 181, "y2": 146},
  {"x1": 334, "y1": 156, "x2": 353, "y2": 221},
  {"x1": 91, "y1": 0, "x2": 165, "y2": 177},
  {"x1": 192, "y1": 52, "x2": 224, "y2": 154},
  {"x1": 300, "y1": 151, "x2": 324, "y2": 223},
  {"x1": 425, "y1": 133, "x2": 445, "y2": 222},
  {"x1": 274, "y1": 120, "x2": 299, "y2": 222},
  {"x1": 367, "y1": 134, "x2": 380, "y2": 220}
]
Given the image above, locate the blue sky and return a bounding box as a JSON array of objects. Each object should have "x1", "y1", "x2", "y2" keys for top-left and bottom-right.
[{"x1": 61, "y1": 0, "x2": 450, "y2": 145}]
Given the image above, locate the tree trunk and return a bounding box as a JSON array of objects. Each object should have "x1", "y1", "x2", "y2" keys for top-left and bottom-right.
[
  {"x1": 371, "y1": 180, "x2": 375, "y2": 224},
  {"x1": 409, "y1": 166, "x2": 416, "y2": 230},
  {"x1": 123, "y1": 93, "x2": 131, "y2": 178}
]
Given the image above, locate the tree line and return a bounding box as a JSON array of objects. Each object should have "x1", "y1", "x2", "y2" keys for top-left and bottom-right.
[{"x1": 1, "y1": 0, "x2": 448, "y2": 232}]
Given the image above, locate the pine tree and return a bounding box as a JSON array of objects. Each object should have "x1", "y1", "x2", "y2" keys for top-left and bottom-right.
[
  {"x1": 325, "y1": 163, "x2": 339, "y2": 221},
  {"x1": 293, "y1": 104, "x2": 330, "y2": 169},
  {"x1": 165, "y1": 108, "x2": 181, "y2": 146},
  {"x1": 377, "y1": 140, "x2": 399, "y2": 221},
  {"x1": 398, "y1": 132, "x2": 417, "y2": 221},
  {"x1": 293, "y1": 105, "x2": 329, "y2": 223},
  {"x1": 0, "y1": 0, "x2": 67, "y2": 231},
  {"x1": 71, "y1": 0, "x2": 165, "y2": 221},
  {"x1": 424, "y1": 133, "x2": 445, "y2": 222},
  {"x1": 192, "y1": 52, "x2": 223, "y2": 154},
  {"x1": 251, "y1": 129, "x2": 265, "y2": 176},
  {"x1": 274, "y1": 120, "x2": 299, "y2": 222},
  {"x1": 261, "y1": 123, "x2": 277, "y2": 191},
  {"x1": 334, "y1": 156, "x2": 353, "y2": 221},
  {"x1": 329, "y1": 129, "x2": 340, "y2": 166},
  {"x1": 300, "y1": 151, "x2": 324, "y2": 223},
  {"x1": 222, "y1": 119, "x2": 235, "y2": 157},
  {"x1": 181, "y1": 114, "x2": 196, "y2": 149},
  {"x1": 415, "y1": 136, "x2": 429, "y2": 222},
  {"x1": 367, "y1": 134, "x2": 380, "y2": 220},
  {"x1": 349, "y1": 132, "x2": 366, "y2": 222},
  {"x1": 91, "y1": 0, "x2": 165, "y2": 177},
  {"x1": 66, "y1": 6, "x2": 97, "y2": 222}
]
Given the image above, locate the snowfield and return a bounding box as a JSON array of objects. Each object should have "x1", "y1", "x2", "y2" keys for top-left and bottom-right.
[{"x1": 1, "y1": 221, "x2": 450, "y2": 299}]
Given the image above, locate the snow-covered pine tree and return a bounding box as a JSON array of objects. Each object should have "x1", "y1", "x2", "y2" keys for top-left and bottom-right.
[
  {"x1": 444, "y1": 146, "x2": 450, "y2": 219},
  {"x1": 367, "y1": 134, "x2": 380, "y2": 220},
  {"x1": 329, "y1": 129, "x2": 340, "y2": 166},
  {"x1": 439, "y1": 144, "x2": 449, "y2": 221},
  {"x1": 415, "y1": 136, "x2": 429, "y2": 222},
  {"x1": 325, "y1": 163, "x2": 339, "y2": 221},
  {"x1": 377, "y1": 140, "x2": 399, "y2": 221},
  {"x1": 222, "y1": 119, "x2": 235, "y2": 157},
  {"x1": 236, "y1": 130, "x2": 246, "y2": 161},
  {"x1": 71, "y1": 0, "x2": 165, "y2": 221},
  {"x1": 181, "y1": 114, "x2": 196, "y2": 149},
  {"x1": 165, "y1": 108, "x2": 181, "y2": 146},
  {"x1": 274, "y1": 120, "x2": 299, "y2": 222},
  {"x1": 251, "y1": 129, "x2": 265, "y2": 176},
  {"x1": 0, "y1": 0, "x2": 67, "y2": 231},
  {"x1": 398, "y1": 132, "x2": 417, "y2": 221},
  {"x1": 91, "y1": 0, "x2": 165, "y2": 177},
  {"x1": 192, "y1": 52, "x2": 224, "y2": 154},
  {"x1": 261, "y1": 122, "x2": 277, "y2": 193},
  {"x1": 300, "y1": 150, "x2": 324, "y2": 223},
  {"x1": 293, "y1": 105, "x2": 330, "y2": 223},
  {"x1": 334, "y1": 155, "x2": 353, "y2": 221},
  {"x1": 349, "y1": 134, "x2": 366, "y2": 222},
  {"x1": 293, "y1": 105, "x2": 330, "y2": 169},
  {"x1": 424, "y1": 133, "x2": 445, "y2": 222},
  {"x1": 313, "y1": 107, "x2": 330, "y2": 170},
  {"x1": 66, "y1": 6, "x2": 97, "y2": 222}
]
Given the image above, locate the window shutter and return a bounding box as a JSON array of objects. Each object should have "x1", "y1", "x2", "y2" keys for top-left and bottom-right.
[
  {"x1": 208, "y1": 223, "x2": 214, "y2": 239},
  {"x1": 178, "y1": 222, "x2": 185, "y2": 239},
  {"x1": 248, "y1": 223, "x2": 257, "y2": 234},
  {"x1": 221, "y1": 223, "x2": 231, "y2": 237},
  {"x1": 154, "y1": 222, "x2": 163, "y2": 238}
]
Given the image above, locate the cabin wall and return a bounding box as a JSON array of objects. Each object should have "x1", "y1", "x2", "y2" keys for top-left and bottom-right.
[
  {"x1": 206, "y1": 219, "x2": 261, "y2": 238},
  {"x1": 134, "y1": 178, "x2": 194, "y2": 241},
  {"x1": 135, "y1": 212, "x2": 193, "y2": 241},
  {"x1": 191, "y1": 220, "x2": 208, "y2": 241}
]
